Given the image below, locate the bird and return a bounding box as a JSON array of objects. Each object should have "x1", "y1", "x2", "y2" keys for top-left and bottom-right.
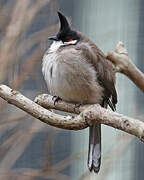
[{"x1": 42, "y1": 11, "x2": 117, "y2": 173}]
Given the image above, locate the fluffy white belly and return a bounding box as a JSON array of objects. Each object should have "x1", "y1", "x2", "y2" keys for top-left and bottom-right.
[{"x1": 42, "y1": 52, "x2": 104, "y2": 104}]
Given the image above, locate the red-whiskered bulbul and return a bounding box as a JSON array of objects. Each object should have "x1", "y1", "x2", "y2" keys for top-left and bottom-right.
[{"x1": 42, "y1": 12, "x2": 117, "y2": 173}]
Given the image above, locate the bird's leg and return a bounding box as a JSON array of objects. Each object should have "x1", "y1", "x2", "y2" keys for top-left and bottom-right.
[
  {"x1": 52, "y1": 96, "x2": 62, "y2": 105},
  {"x1": 52, "y1": 96, "x2": 57, "y2": 101}
]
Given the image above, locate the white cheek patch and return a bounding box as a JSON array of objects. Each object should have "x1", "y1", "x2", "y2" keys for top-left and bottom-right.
[
  {"x1": 49, "y1": 40, "x2": 78, "y2": 53},
  {"x1": 49, "y1": 41, "x2": 63, "y2": 52},
  {"x1": 64, "y1": 40, "x2": 77, "y2": 45}
]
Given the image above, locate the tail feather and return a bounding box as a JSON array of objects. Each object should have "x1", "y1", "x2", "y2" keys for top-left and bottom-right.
[
  {"x1": 87, "y1": 99, "x2": 116, "y2": 173},
  {"x1": 88, "y1": 124, "x2": 101, "y2": 173}
]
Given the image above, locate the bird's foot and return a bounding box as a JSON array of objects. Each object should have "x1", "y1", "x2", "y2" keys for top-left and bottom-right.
[
  {"x1": 52, "y1": 96, "x2": 62, "y2": 105},
  {"x1": 74, "y1": 103, "x2": 82, "y2": 112}
]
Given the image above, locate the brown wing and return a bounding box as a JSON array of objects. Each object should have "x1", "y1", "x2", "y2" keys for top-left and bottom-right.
[
  {"x1": 96, "y1": 51, "x2": 117, "y2": 110},
  {"x1": 76, "y1": 37, "x2": 117, "y2": 110}
]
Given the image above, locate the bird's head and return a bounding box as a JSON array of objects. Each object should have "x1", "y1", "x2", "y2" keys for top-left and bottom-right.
[{"x1": 48, "y1": 12, "x2": 80, "y2": 46}]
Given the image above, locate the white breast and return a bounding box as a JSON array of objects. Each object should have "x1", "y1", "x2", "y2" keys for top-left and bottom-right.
[
  {"x1": 42, "y1": 45, "x2": 104, "y2": 104},
  {"x1": 49, "y1": 41, "x2": 63, "y2": 53},
  {"x1": 42, "y1": 41, "x2": 63, "y2": 94},
  {"x1": 42, "y1": 52, "x2": 58, "y2": 95},
  {"x1": 49, "y1": 40, "x2": 78, "y2": 53}
]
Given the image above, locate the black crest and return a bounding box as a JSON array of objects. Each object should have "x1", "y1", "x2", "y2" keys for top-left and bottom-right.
[
  {"x1": 49, "y1": 12, "x2": 80, "y2": 42},
  {"x1": 57, "y1": 11, "x2": 70, "y2": 32}
]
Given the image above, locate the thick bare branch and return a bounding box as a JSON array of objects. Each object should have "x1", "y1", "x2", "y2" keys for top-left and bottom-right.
[
  {"x1": 35, "y1": 93, "x2": 144, "y2": 141},
  {"x1": 0, "y1": 85, "x2": 87, "y2": 130},
  {"x1": 0, "y1": 84, "x2": 144, "y2": 141},
  {"x1": 107, "y1": 41, "x2": 144, "y2": 93}
]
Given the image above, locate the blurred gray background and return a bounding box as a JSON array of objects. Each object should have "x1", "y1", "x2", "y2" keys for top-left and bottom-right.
[{"x1": 0, "y1": 0, "x2": 143, "y2": 179}]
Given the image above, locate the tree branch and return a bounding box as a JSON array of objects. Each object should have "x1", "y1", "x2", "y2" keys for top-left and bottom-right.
[
  {"x1": 0, "y1": 84, "x2": 144, "y2": 141},
  {"x1": 0, "y1": 85, "x2": 88, "y2": 130},
  {"x1": 107, "y1": 41, "x2": 144, "y2": 93},
  {"x1": 35, "y1": 93, "x2": 144, "y2": 141}
]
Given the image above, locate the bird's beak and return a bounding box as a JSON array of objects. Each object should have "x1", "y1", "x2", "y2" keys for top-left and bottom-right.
[{"x1": 48, "y1": 36, "x2": 59, "y2": 41}]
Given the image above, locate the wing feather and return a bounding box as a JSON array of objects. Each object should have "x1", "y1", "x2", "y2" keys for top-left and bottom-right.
[{"x1": 76, "y1": 35, "x2": 117, "y2": 110}]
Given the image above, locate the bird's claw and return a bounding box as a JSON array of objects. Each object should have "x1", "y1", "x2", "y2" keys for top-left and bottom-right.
[
  {"x1": 52, "y1": 96, "x2": 57, "y2": 101},
  {"x1": 74, "y1": 103, "x2": 81, "y2": 112},
  {"x1": 52, "y1": 96, "x2": 62, "y2": 105}
]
